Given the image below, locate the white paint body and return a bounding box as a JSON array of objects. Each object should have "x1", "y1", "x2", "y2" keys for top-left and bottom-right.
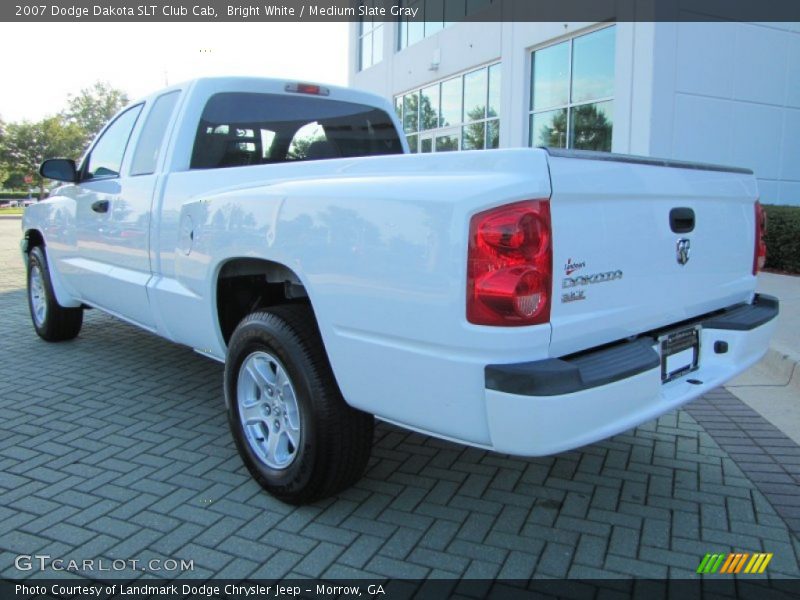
[{"x1": 23, "y1": 77, "x2": 775, "y2": 455}]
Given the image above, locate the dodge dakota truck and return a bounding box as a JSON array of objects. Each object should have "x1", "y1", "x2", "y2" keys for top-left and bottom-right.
[{"x1": 22, "y1": 77, "x2": 778, "y2": 503}]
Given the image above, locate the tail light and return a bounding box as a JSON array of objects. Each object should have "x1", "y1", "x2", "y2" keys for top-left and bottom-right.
[
  {"x1": 285, "y1": 83, "x2": 330, "y2": 96},
  {"x1": 467, "y1": 200, "x2": 552, "y2": 326},
  {"x1": 753, "y1": 201, "x2": 767, "y2": 275}
]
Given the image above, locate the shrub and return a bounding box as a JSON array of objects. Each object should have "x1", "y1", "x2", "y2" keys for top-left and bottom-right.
[{"x1": 763, "y1": 204, "x2": 800, "y2": 274}]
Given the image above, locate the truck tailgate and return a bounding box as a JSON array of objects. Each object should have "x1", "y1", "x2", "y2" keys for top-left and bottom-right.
[{"x1": 546, "y1": 150, "x2": 759, "y2": 357}]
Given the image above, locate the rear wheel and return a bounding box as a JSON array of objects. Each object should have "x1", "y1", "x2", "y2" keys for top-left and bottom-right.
[
  {"x1": 27, "y1": 246, "x2": 83, "y2": 341},
  {"x1": 225, "y1": 305, "x2": 374, "y2": 504}
]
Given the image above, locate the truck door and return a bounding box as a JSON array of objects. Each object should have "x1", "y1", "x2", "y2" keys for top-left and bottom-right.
[{"x1": 70, "y1": 104, "x2": 147, "y2": 321}]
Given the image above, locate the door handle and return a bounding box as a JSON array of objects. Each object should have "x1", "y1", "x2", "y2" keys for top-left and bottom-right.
[
  {"x1": 91, "y1": 200, "x2": 110, "y2": 213},
  {"x1": 669, "y1": 207, "x2": 695, "y2": 233}
]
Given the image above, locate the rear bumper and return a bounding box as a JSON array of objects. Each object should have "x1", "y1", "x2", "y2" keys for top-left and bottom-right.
[{"x1": 484, "y1": 294, "x2": 779, "y2": 456}]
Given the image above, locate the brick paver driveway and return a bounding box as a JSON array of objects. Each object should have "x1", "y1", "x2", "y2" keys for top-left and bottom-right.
[{"x1": 1, "y1": 217, "x2": 799, "y2": 580}]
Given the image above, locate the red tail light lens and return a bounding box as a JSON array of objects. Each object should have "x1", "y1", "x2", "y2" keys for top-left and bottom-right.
[
  {"x1": 467, "y1": 200, "x2": 552, "y2": 326},
  {"x1": 285, "y1": 83, "x2": 330, "y2": 96},
  {"x1": 753, "y1": 201, "x2": 767, "y2": 275}
]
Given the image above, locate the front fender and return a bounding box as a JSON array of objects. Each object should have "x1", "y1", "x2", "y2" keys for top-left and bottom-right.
[{"x1": 21, "y1": 213, "x2": 82, "y2": 309}]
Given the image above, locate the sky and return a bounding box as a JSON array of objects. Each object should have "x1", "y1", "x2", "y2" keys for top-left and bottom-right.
[{"x1": 0, "y1": 22, "x2": 350, "y2": 122}]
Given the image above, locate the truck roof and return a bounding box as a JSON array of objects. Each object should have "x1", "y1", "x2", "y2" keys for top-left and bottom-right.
[{"x1": 129, "y1": 76, "x2": 393, "y2": 115}]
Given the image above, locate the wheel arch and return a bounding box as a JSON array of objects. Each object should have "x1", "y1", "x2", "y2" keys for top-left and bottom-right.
[
  {"x1": 214, "y1": 256, "x2": 314, "y2": 346},
  {"x1": 22, "y1": 228, "x2": 82, "y2": 308},
  {"x1": 23, "y1": 228, "x2": 45, "y2": 251}
]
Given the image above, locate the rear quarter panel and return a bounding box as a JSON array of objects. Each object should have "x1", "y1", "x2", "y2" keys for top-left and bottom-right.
[{"x1": 171, "y1": 149, "x2": 553, "y2": 445}]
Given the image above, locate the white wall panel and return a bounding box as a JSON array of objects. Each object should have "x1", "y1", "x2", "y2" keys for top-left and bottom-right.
[
  {"x1": 780, "y1": 108, "x2": 800, "y2": 181},
  {"x1": 732, "y1": 102, "x2": 783, "y2": 180},
  {"x1": 657, "y1": 21, "x2": 800, "y2": 204},
  {"x1": 676, "y1": 22, "x2": 735, "y2": 98},
  {"x1": 672, "y1": 94, "x2": 735, "y2": 165},
  {"x1": 779, "y1": 181, "x2": 800, "y2": 206},
  {"x1": 732, "y1": 23, "x2": 790, "y2": 106}
]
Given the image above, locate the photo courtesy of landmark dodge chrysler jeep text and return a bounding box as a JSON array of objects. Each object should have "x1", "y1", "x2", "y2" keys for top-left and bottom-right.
[{"x1": 21, "y1": 77, "x2": 778, "y2": 504}]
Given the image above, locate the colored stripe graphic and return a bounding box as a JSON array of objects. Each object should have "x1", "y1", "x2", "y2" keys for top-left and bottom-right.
[
  {"x1": 720, "y1": 553, "x2": 737, "y2": 573},
  {"x1": 745, "y1": 554, "x2": 761, "y2": 573},
  {"x1": 697, "y1": 553, "x2": 726, "y2": 574},
  {"x1": 699, "y1": 552, "x2": 773, "y2": 574},
  {"x1": 736, "y1": 554, "x2": 750, "y2": 573},
  {"x1": 760, "y1": 553, "x2": 773, "y2": 573},
  {"x1": 744, "y1": 553, "x2": 773, "y2": 574},
  {"x1": 696, "y1": 554, "x2": 712, "y2": 573},
  {"x1": 725, "y1": 553, "x2": 749, "y2": 574}
]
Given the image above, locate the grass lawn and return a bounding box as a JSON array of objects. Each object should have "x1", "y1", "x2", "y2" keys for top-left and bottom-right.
[{"x1": 0, "y1": 207, "x2": 24, "y2": 215}]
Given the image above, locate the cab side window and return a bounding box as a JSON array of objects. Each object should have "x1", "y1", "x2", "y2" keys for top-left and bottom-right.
[
  {"x1": 131, "y1": 91, "x2": 180, "y2": 176},
  {"x1": 83, "y1": 104, "x2": 143, "y2": 180}
]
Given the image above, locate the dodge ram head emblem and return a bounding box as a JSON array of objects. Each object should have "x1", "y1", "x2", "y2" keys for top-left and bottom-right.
[{"x1": 676, "y1": 238, "x2": 691, "y2": 265}]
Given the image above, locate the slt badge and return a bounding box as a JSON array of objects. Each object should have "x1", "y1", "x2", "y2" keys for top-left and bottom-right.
[{"x1": 677, "y1": 238, "x2": 691, "y2": 265}]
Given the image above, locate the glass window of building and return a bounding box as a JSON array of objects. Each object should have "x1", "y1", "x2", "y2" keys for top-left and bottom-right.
[
  {"x1": 398, "y1": 0, "x2": 495, "y2": 50},
  {"x1": 395, "y1": 62, "x2": 500, "y2": 153},
  {"x1": 528, "y1": 25, "x2": 615, "y2": 152},
  {"x1": 358, "y1": 3, "x2": 384, "y2": 71},
  {"x1": 463, "y1": 68, "x2": 487, "y2": 122},
  {"x1": 420, "y1": 84, "x2": 440, "y2": 130},
  {"x1": 403, "y1": 92, "x2": 419, "y2": 134},
  {"x1": 439, "y1": 77, "x2": 462, "y2": 128}
]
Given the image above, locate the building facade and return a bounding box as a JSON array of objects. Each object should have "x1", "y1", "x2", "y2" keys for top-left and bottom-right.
[{"x1": 349, "y1": 17, "x2": 800, "y2": 205}]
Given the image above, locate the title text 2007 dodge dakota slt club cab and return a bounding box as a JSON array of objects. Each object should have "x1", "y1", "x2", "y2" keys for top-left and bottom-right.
[{"x1": 22, "y1": 77, "x2": 778, "y2": 504}]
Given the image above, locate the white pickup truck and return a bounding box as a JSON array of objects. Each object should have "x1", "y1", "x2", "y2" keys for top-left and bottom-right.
[{"x1": 22, "y1": 77, "x2": 777, "y2": 504}]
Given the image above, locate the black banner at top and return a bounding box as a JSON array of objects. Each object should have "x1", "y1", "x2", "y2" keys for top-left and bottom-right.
[{"x1": 2, "y1": 0, "x2": 800, "y2": 22}]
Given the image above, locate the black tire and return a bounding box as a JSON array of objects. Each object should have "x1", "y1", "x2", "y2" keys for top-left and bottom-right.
[
  {"x1": 225, "y1": 304, "x2": 374, "y2": 504},
  {"x1": 26, "y1": 245, "x2": 83, "y2": 342}
]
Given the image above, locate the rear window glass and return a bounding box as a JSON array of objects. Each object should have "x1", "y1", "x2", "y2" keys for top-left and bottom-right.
[{"x1": 190, "y1": 92, "x2": 403, "y2": 169}]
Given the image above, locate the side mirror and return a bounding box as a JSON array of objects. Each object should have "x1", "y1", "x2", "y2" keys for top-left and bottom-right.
[{"x1": 40, "y1": 158, "x2": 77, "y2": 183}]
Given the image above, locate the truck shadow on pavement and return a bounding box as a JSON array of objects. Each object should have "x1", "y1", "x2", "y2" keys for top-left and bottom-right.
[{"x1": 1, "y1": 289, "x2": 799, "y2": 580}]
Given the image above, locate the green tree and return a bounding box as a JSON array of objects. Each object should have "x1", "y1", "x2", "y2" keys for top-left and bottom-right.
[
  {"x1": 63, "y1": 81, "x2": 129, "y2": 148},
  {"x1": 3, "y1": 117, "x2": 85, "y2": 199},
  {"x1": 0, "y1": 117, "x2": 8, "y2": 188},
  {"x1": 462, "y1": 106, "x2": 487, "y2": 150},
  {"x1": 570, "y1": 104, "x2": 612, "y2": 151},
  {"x1": 538, "y1": 104, "x2": 612, "y2": 151},
  {"x1": 3, "y1": 172, "x2": 26, "y2": 190},
  {"x1": 286, "y1": 137, "x2": 313, "y2": 160},
  {"x1": 538, "y1": 110, "x2": 567, "y2": 148},
  {"x1": 286, "y1": 122, "x2": 326, "y2": 160},
  {"x1": 402, "y1": 93, "x2": 419, "y2": 133},
  {"x1": 419, "y1": 94, "x2": 438, "y2": 131}
]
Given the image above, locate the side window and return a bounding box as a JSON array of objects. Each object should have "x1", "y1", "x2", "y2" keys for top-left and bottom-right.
[
  {"x1": 83, "y1": 104, "x2": 143, "y2": 180},
  {"x1": 130, "y1": 91, "x2": 180, "y2": 176}
]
